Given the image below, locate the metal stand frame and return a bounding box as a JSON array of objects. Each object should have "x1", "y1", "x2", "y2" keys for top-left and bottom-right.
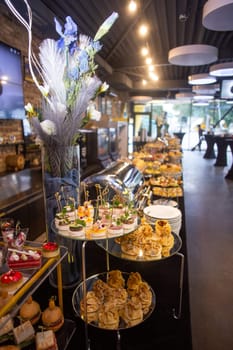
[{"x1": 172, "y1": 252, "x2": 184, "y2": 320}]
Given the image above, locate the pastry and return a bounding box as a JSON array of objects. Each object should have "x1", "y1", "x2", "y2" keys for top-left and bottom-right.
[
  {"x1": 0, "y1": 346, "x2": 20, "y2": 350},
  {"x1": 19, "y1": 296, "x2": 41, "y2": 325},
  {"x1": 42, "y1": 243, "x2": 60, "y2": 258},
  {"x1": 134, "y1": 282, "x2": 152, "y2": 314},
  {"x1": 42, "y1": 298, "x2": 64, "y2": 332},
  {"x1": 121, "y1": 298, "x2": 143, "y2": 327},
  {"x1": 80, "y1": 291, "x2": 101, "y2": 323},
  {"x1": 107, "y1": 270, "x2": 125, "y2": 289},
  {"x1": 98, "y1": 302, "x2": 119, "y2": 329},
  {"x1": 155, "y1": 220, "x2": 171, "y2": 236},
  {"x1": 0, "y1": 270, "x2": 23, "y2": 292},
  {"x1": 36, "y1": 330, "x2": 58, "y2": 350},
  {"x1": 13, "y1": 320, "x2": 35, "y2": 345},
  {"x1": 105, "y1": 287, "x2": 128, "y2": 311},
  {"x1": 92, "y1": 279, "x2": 109, "y2": 301},
  {"x1": 127, "y1": 272, "x2": 142, "y2": 296}
]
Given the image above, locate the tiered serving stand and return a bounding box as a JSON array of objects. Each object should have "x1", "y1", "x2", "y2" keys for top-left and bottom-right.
[{"x1": 54, "y1": 210, "x2": 184, "y2": 350}]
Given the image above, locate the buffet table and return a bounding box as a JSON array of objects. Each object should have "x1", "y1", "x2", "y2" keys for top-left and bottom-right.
[{"x1": 61, "y1": 194, "x2": 192, "y2": 350}]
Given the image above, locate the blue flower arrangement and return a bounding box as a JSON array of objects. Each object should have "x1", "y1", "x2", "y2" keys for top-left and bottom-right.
[{"x1": 5, "y1": 0, "x2": 118, "y2": 177}]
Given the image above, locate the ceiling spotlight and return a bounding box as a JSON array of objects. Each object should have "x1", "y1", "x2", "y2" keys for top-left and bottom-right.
[
  {"x1": 128, "y1": 0, "x2": 137, "y2": 13},
  {"x1": 138, "y1": 24, "x2": 148, "y2": 37},
  {"x1": 145, "y1": 57, "x2": 152, "y2": 65},
  {"x1": 149, "y1": 72, "x2": 158, "y2": 81},
  {"x1": 148, "y1": 65, "x2": 154, "y2": 72},
  {"x1": 141, "y1": 47, "x2": 149, "y2": 56}
]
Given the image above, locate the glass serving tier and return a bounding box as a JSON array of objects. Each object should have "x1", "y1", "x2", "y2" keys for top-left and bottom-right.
[
  {"x1": 96, "y1": 232, "x2": 182, "y2": 262},
  {"x1": 0, "y1": 239, "x2": 68, "y2": 319},
  {"x1": 72, "y1": 271, "x2": 156, "y2": 330},
  {"x1": 52, "y1": 219, "x2": 139, "y2": 241}
]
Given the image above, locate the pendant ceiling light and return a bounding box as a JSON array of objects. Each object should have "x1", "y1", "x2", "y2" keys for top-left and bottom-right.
[
  {"x1": 192, "y1": 84, "x2": 219, "y2": 95},
  {"x1": 168, "y1": 44, "x2": 218, "y2": 66},
  {"x1": 175, "y1": 92, "x2": 194, "y2": 100},
  {"x1": 202, "y1": 0, "x2": 233, "y2": 31},
  {"x1": 209, "y1": 62, "x2": 233, "y2": 77},
  {"x1": 188, "y1": 73, "x2": 217, "y2": 85},
  {"x1": 192, "y1": 101, "x2": 210, "y2": 106},
  {"x1": 193, "y1": 94, "x2": 214, "y2": 100}
]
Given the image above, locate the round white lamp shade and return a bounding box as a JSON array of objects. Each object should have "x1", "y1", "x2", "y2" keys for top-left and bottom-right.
[
  {"x1": 168, "y1": 44, "x2": 218, "y2": 66},
  {"x1": 188, "y1": 73, "x2": 217, "y2": 85},
  {"x1": 209, "y1": 62, "x2": 233, "y2": 76},
  {"x1": 203, "y1": 0, "x2": 233, "y2": 31},
  {"x1": 192, "y1": 84, "x2": 219, "y2": 94},
  {"x1": 175, "y1": 92, "x2": 194, "y2": 100}
]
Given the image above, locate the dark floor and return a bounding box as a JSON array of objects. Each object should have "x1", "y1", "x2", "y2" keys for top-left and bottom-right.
[
  {"x1": 183, "y1": 149, "x2": 233, "y2": 350},
  {"x1": 34, "y1": 149, "x2": 233, "y2": 350}
]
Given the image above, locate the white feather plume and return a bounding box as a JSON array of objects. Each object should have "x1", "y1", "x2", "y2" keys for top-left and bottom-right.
[{"x1": 39, "y1": 39, "x2": 66, "y2": 105}]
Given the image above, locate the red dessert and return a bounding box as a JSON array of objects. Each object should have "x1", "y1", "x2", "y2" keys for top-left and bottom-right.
[
  {"x1": 42, "y1": 242, "x2": 60, "y2": 258},
  {"x1": 0, "y1": 270, "x2": 23, "y2": 291},
  {"x1": 8, "y1": 250, "x2": 42, "y2": 269}
]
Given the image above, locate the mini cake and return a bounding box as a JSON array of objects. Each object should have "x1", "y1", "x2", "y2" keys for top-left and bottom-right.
[
  {"x1": 8, "y1": 250, "x2": 41, "y2": 269},
  {"x1": 121, "y1": 216, "x2": 136, "y2": 232},
  {"x1": 13, "y1": 320, "x2": 35, "y2": 345},
  {"x1": 0, "y1": 270, "x2": 23, "y2": 292},
  {"x1": 0, "y1": 314, "x2": 14, "y2": 337},
  {"x1": 90, "y1": 220, "x2": 107, "y2": 237},
  {"x1": 56, "y1": 218, "x2": 72, "y2": 231},
  {"x1": 35, "y1": 330, "x2": 58, "y2": 350},
  {"x1": 69, "y1": 219, "x2": 86, "y2": 236},
  {"x1": 42, "y1": 242, "x2": 60, "y2": 258},
  {"x1": 108, "y1": 219, "x2": 124, "y2": 236}
]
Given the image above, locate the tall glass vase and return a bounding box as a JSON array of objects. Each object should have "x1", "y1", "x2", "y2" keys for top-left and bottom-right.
[{"x1": 42, "y1": 145, "x2": 82, "y2": 288}]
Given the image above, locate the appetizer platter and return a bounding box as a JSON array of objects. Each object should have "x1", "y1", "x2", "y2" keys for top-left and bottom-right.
[{"x1": 96, "y1": 220, "x2": 182, "y2": 262}]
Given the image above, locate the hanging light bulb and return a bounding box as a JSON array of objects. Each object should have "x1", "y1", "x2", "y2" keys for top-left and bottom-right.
[
  {"x1": 148, "y1": 65, "x2": 154, "y2": 72},
  {"x1": 142, "y1": 79, "x2": 147, "y2": 85}
]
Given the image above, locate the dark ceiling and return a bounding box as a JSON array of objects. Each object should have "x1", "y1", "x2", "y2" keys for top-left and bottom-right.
[{"x1": 3, "y1": 0, "x2": 233, "y2": 99}]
